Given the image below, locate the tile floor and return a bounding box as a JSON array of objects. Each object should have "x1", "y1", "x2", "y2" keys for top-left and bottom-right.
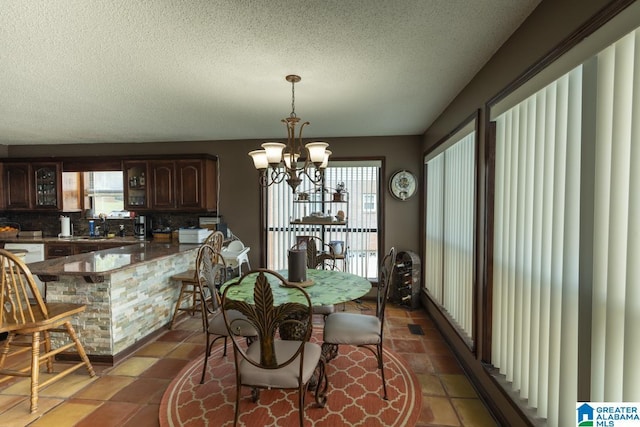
[{"x1": 0, "y1": 302, "x2": 498, "y2": 426}]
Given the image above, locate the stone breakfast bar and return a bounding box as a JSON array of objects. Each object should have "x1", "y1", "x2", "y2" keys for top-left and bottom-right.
[{"x1": 26, "y1": 241, "x2": 200, "y2": 365}]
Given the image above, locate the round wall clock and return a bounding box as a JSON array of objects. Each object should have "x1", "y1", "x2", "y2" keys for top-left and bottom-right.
[{"x1": 389, "y1": 170, "x2": 417, "y2": 201}]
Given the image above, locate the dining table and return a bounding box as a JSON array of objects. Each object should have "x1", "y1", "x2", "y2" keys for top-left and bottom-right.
[{"x1": 221, "y1": 268, "x2": 372, "y2": 308}]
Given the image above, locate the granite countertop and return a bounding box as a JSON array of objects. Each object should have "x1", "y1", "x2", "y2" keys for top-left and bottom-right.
[
  {"x1": 1, "y1": 236, "x2": 146, "y2": 244},
  {"x1": 26, "y1": 241, "x2": 200, "y2": 277}
]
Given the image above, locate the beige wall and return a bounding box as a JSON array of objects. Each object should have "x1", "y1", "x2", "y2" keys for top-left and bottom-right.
[{"x1": 5, "y1": 134, "x2": 421, "y2": 267}]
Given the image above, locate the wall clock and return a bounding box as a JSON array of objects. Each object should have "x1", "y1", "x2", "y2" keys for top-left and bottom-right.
[{"x1": 389, "y1": 170, "x2": 417, "y2": 201}]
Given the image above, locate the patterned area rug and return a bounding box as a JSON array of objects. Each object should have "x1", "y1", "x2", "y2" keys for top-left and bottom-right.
[{"x1": 159, "y1": 331, "x2": 421, "y2": 426}]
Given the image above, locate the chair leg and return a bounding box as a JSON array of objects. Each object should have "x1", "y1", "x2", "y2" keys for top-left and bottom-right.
[
  {"x1": 0, "y1": 333, "x2": 15, "y2": 369},
  {"x1": 378, "y1": 343, "x2": 387, "y2": 400},
  {"x1": 30, "y1": 331, "x2": 41, "y2": 414},
  {"x1": 196, "y1": 284, "x2": 207, "y2": 332},
  {"x1": 298, "y1": 382, "x2": 305, "y2": 427},
  {"x1": 200, "y1": 332, "x2": 211, "y2": 384},
  {"x1": 233, "y1": 383, "x2": 241, "y2": 427},
  {"x1": 169, "y1": 283, "x2": 189, "y2": 329},
  {"x1": 65, "y1": 322, "x2": 96, "y2": 377},
  {"x1": 43, "y1": 330, "x2": 53, "y2": 373}
]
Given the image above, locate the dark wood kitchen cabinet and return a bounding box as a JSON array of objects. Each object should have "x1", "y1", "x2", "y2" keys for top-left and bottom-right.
[
  {"x1": 123, "y1": 155, "x2": 217, "y2": 212},
  {"x1": 150, "y1": 160, "x2": 176, "y2": 209},
  {"x1": 4, "y1": 162, "x2": 62, "y2": 210},
  {"x1": 176, "y1": 158, "x2": 217, "y2": 211},
  {"x1": 123, "y1": 161, "x2": 149, "y2": 210}
]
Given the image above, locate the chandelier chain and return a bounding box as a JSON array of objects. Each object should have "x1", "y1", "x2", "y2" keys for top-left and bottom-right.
[{"x1": 290, "y1": 79, "x2": 296, "y2": 118}]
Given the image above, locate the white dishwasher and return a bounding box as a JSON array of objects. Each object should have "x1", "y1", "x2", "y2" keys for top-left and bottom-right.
[{"x1": 4, "y1": 243, "x2": 46, "y2": 299}]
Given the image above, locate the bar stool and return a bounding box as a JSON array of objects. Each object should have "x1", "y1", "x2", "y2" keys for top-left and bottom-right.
[
  {"x1": 168, "y1": 269, "x2": 206, "y2": 331},
  {"x1": 168, "y1": 231, "x2": 224, "y2": 331}
]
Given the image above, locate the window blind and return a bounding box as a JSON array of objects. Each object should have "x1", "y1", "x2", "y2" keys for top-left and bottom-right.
[
  {"x1": 492, "y1": 66, "x2": 582, "y2": 426},
  {"x1": 591, "y1": 27, "x2": 640, "y2": 402},
  {"x1": 424, "y1": 130, "x2": 476, "y2": 342}
]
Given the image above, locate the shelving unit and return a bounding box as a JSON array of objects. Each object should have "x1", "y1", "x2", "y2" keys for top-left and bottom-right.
[{"x1": 291, "y1": 187, "x2": 349, "y2": 271}]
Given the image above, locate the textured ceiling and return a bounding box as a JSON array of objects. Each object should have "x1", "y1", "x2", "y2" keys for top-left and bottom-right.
[{"x1": 1, "y1": 0, "x2": 540, "y2": 145}]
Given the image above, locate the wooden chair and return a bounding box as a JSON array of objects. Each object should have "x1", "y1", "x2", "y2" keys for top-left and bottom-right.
[
  {"x1": 196, "y1": 244, "x2": 257, "y2": 384},
  {"x1": 221, "y1": 269, "x2": 328, "y2": 427},
  {"x1": 322, "y1": 247, "x2": 396, "y2": 399},
  {"x1": 0, "y1": 249, "x2": 96, "y2": 413},
  {"x1": 169, "y1": 230, "x2": 225, "y2": 330},
  {"x1": 293, "y1": 236, "x2": 338, "y2": 318}
]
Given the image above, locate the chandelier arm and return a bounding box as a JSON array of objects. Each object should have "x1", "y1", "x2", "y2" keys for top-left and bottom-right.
[
  {"x1": 258, "y1": 168, "x2": 287, "y2": 187},
  {"x1": 298, "y1": 121, "x2": 311, "y2": 169},
  {"x1": 299, "y1": 167, "x2": 324, "y2": 185}
]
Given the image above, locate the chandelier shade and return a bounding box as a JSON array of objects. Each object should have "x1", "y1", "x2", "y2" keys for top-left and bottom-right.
[{"x1": 248, "y1": 75, "x2": 330, "y2": 193}]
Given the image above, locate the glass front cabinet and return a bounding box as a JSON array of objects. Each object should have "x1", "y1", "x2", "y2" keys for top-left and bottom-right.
[
  {"x1": 33, "y1": 163, "x2": 62, "y2": 209},
  {"x1": 123, "y1": 161, "x2": 148, "y2": 210},
  {"x1": 4, "y1": 162, "x2": 62, "y2": 210}
]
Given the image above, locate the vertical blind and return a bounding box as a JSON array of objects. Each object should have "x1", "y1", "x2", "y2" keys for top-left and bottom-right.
[
  {"x1": 591, "y1": 28, "x2": 640, "y2": 402},
  {"x1": 425, "y1": 153, "x2": 444, "y2": 304},
  {"x1": 424, "y1": 131, "x2": 476, "y2": 342},
  {"x1": 492, "y1": 66, "x2": 582, "y2": 426}
]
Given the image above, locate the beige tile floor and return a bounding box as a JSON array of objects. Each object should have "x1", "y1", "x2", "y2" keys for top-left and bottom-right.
[{"x1": 0, "y1": 302, "x2": 498, "y2": 426}]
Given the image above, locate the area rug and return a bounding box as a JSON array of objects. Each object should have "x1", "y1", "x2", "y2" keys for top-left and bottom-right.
[{"x1": 159, "y1": 330, "x2": 421, "y2": 426}]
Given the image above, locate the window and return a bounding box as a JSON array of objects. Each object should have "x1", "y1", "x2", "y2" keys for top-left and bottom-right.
[
  {"x1": 63, "y1": 171, "x2": 126, "y2": 217},
  {"x1": 362, "y1": 193, "x2": 376, "y2": 213},
  {"x1": 84, "y1": 171, "x2": 124, "y2": 215},
  {"x1": 265, "y1": 160, "x2": 382, "y2": 280}
]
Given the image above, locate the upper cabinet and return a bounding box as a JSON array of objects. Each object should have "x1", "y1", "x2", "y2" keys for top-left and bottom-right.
[
  {"x1": 150, "y1": 160, "x2": 175, "y2": 209},
  {"x1": 123, "y1": 155, "x2": 217, "y2": 212},
  {"x1": 0, "y1": 154, "x2": 217, "y2": 213},
  {"x1": 176, "y1": 158, "x2": 217, "y2": 211},
  {"x1": 123, "y1": 161, "x2": 149, "y2": 210},
  {"x1": 4, "y1": 162, "x2": 62, "y2": 210}
]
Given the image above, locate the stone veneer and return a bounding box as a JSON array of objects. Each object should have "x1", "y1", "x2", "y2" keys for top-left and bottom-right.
[{"x1": 45, "y1": 247, "x2": 196, "y2": 357}]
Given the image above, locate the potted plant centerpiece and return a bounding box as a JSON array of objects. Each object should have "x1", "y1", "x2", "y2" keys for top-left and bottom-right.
[{"x1": 333, "y1": 182, "x2": 347, "y2": 202}]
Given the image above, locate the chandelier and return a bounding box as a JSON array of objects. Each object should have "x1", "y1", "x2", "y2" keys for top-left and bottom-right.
[{"x1": 248, "y1": 75, "x2": 330, "y2": 193}]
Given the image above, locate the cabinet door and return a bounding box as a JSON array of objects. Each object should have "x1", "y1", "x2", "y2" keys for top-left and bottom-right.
[
  {"x1": 176, "y1": 160, "x2": 203, "y2": 209},
  {"x1": 150, "y1": 160, "x2": 176, "y2": 209},
  {"x1": 32, "y1": 162, "x2": 62, "y2": 209},
  {"x1": 123, "y1": 161, "x2": 149, "y2": 210},
  {"x1": 5, "y1": 163, "x2": 31, "y2": 209}
]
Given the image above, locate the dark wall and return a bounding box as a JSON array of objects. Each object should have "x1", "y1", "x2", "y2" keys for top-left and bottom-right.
[{"x1": 4, "y1": 135, "x2": 422, "y2": 267}]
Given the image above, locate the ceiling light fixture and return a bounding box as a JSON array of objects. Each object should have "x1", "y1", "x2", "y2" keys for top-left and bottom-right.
[{"x1": 248, "y1": 75, "x2": 330, "y2": 193}]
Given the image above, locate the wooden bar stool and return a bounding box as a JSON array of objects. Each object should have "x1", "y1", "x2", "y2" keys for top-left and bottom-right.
[{"x1": 168, "y1": 270, "x2": 207, "y2": 331}]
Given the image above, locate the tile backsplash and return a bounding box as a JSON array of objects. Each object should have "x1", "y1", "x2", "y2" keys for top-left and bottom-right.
[{"x1": 1, "y1": 211, "x2": 207, "y2": 238}]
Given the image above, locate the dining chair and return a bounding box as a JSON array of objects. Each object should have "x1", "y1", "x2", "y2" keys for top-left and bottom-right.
[
  {"x1": 322, "y1": 246, "x2": 396, "y2": 399},
  {"x1": 169, "y1": 230, "x2": 225, "y2": 330},
  {"x1": 221, "y1": 269, "x2": 328, "y2": 427},
  {"x1": 0, "y1": 249, "x2": 96, "y2": 413},
  {"x1": 195, "y1": 243, "x2": 257, "y2": 384},
  {"x1": 293, "y1": 236, "x2": 337, "y2": 318}
]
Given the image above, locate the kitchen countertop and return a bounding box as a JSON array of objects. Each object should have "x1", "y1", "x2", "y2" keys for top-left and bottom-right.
[
  {"x1": 1, "y1": 236, "x2": 147, "y2": 244},
  {"x1": 25, "y1": 240, "x2": 200, "y2": 278}
]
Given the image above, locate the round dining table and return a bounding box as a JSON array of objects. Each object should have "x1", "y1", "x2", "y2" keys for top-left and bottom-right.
[{"x1": 221, "y1": 268, "x2": 372, "y2": 307}]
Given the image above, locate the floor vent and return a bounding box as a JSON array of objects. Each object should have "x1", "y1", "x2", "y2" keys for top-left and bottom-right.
[{"x1": 407, "y1": 324, "x2": 424, "y2": 335}]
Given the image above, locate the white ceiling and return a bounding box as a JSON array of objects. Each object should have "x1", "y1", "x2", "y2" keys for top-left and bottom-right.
[{"x1": 1, "y1": 0, "x2": 541, "y2": 146}]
